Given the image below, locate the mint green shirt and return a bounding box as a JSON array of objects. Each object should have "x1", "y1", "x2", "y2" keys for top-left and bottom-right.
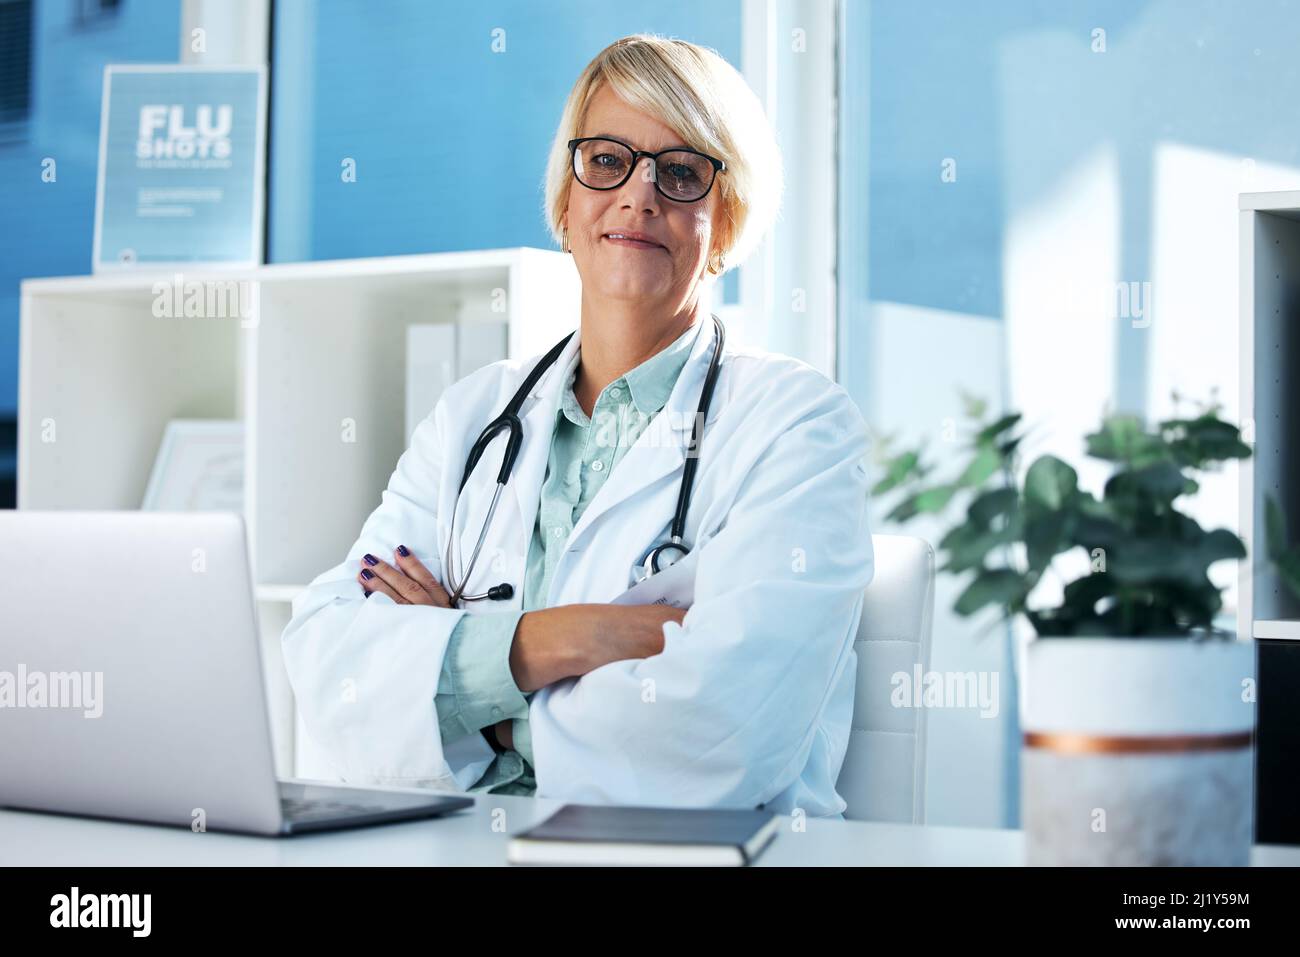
[{"x1": 434, "y1": 322, "x2": 700, "y2": 795}]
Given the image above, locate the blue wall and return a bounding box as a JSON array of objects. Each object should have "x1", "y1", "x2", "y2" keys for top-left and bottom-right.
[
  {"x1": 0, "y1": 0, "x2": 181, "y2": 418},
  {"x1": 269, "y1": 0, "x2": 742, "y2": 263}
]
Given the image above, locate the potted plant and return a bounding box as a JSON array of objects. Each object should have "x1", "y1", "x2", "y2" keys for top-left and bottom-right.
[{"x1": 872, "y1": 392, "x2": 1259, "y2": 865}]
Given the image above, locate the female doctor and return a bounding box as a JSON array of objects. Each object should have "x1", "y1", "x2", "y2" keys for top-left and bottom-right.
[{"x1": 281, "y1": 34, "x2": 875, "y2": 818}]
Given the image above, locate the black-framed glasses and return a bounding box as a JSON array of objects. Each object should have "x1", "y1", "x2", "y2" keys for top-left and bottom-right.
[{"x1": 568, "y1": 136, "x2": 725, "y2": 203}]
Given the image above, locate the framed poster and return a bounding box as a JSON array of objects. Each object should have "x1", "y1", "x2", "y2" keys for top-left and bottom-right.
[
  {"x1": 93, "y1": 64, "x2": 267, "y2": 272},
  {"x1": 141, "y1": 419, "x2": 244, "y2": 512}
]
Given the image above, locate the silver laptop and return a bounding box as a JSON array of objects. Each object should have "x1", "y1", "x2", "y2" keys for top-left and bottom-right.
[{"x1": 0, "y1": 510, "x2": 473, "y2": 835}]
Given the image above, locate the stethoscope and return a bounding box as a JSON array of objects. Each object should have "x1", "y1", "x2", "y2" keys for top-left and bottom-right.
[{"x1": 443, "y1": 314, "x2": 725, "y2": 608}]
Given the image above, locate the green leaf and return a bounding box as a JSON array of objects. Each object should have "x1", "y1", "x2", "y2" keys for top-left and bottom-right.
[
  {"x1": 975, "y1": 413, "x2": 1023, "y2": 445},
  {"x1": 885, "y1": 493, "x2": 922, "y2": 523},
  {"x1": 956, "y1": 445, "x2": 1002, "y2": 488},
  {"x1": 1062, "y1": 572, "x2": 1118, "y2": 609},
  {"x1": 1105, "y1": 461, "x2": 1196, "y2": 504},
  {"x1": 1029, "y1": 573, "x2": 1120, "y2": 636},
  {"x1": 871, "y1": 449, "x2": 921, "y2": 495},
  {"x1": 1134, "y1": 461, "x2": 1195, "y2": 498},
  {"x1": 1085, "y1": 415, "x2": 1164, "y2": 466},
  {"x1": 1104, "y1": 529, "x2": 1245, "y2": 586},
  {"x1": 1023, "y1": 455, "x2": 1078, "y2": 510},
  {"x1": 1105, "y1": 546, "x2": 1180, "y2": 584},
  {"x1": 1156, "y1": 578, "x2": 1223, "y2": 631},
  {"x1": 940, "y1": 520, "x2": 1022, "y2": 574},
  {"x1": 1023, "y1": 508, "x2": 1075, "y2": 573},
  {"x1": 1162, "y1": 414, "x2": 1253, "y2": 468},
  {"x1": 967, "y1": 487, "x2": 1018, "y2": 528},
  {"x1": 914, "y1": 484, "x2": 958, "y2": 513},
  {"x1": 953, "y1": 569, "x2": 1027, "y2": 617},
  {"x1": 1074, "y1": 510, "x2": 1126, "y2": 551},
  {"x1": 1200, "y1": 528, "x2": 1247, "y2": 564}
]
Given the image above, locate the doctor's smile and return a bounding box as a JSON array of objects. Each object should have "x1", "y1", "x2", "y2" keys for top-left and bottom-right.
[{"x1": 283, "y1": 34, "x2": 875, "y2": 817}]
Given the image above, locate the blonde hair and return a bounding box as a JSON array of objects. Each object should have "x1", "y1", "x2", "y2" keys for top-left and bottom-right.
[{"x1": 542, "y1": 34, "x2": 783, "y2": 277}]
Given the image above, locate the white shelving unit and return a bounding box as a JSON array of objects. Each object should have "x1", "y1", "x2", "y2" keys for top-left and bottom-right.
[
  {"x1": 1239, "y1": 190, "x2": 1300, "y2": 845},
  {"x1": 1238, "y1": 192, "x2": 1300, "y2": 642},
  {"x1": 18, "y1": 248, "x2": 582, "y2": 777}
]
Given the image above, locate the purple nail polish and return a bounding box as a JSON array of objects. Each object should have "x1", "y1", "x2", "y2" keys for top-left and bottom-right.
[
  {"x1": 397, "y1": 545, "x2": 410, "y2": 557},
  {"x1": 364, "y1": 554, "x2": 378, "y2": 566},
  {"x1": 361, "y1": 568, "x2": 374, "y2": 580}
]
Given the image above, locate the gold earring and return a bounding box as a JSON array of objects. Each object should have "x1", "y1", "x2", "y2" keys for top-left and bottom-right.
[
  {"x1": 707, "y1": 251, "x2": 725, "y2": 275},
  {"x1": 561, "y1": 226, "x2": 570, "y2": 253}
]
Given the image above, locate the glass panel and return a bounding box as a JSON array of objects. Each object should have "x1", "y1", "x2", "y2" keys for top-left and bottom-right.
[
  {"x1": 0, "y1": 0, "x2": 180, "y2": 507},
  {"x1": 269, "y1": 0, "x2": 742, "y2": 263}
]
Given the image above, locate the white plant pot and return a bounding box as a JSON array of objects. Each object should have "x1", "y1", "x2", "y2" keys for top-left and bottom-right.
[{"x1": 1019, "y1": 636, "x2": 1256, "y2": 866}]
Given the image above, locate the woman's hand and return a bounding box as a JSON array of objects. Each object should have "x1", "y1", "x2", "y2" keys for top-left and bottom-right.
[
  {"x1": 357, "y1": 546, "x2": 453, "y2": 607},
  {"x1": 583, "y1": 604, "x2": 685, "y2": 668},
  {"x1": 510, "y1": 603, "x2": 686, "y2": 692},
  {"x1": 356, "y1": 551, "x2": 686, "y2": 694}
]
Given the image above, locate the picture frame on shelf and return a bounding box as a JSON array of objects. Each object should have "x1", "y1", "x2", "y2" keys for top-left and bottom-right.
[{"x1": 142, "y1": 419, "x2": 244, "y2": 512}]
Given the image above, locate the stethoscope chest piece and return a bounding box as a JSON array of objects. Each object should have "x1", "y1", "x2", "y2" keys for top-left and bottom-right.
[{"x1": 635, "y1": 538, "x2": 690, "y2": 584}]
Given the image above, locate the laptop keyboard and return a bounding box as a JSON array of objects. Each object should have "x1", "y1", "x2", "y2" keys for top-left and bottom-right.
[{"x1": 281, "y1": 798, "x2": 388, "y2": 822}]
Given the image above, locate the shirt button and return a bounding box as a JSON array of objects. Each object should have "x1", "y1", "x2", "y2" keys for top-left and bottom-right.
[
  {"x1": 610, "y1": 386, "x2": 623, "y2": 399},
  {"x1": 491, "y1": 706, "x2": 503, "y2": 718},
  {"x1": 552, "y1": 526, "x2": 564, "y2": 538},
  {"x1": 591, "y1": 459, "x2": 604, "y2": 472}
]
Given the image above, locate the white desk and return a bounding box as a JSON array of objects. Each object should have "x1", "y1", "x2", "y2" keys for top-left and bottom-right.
[{"x1": 3, "y1": 796, "x2": 1299, "y2": 866}]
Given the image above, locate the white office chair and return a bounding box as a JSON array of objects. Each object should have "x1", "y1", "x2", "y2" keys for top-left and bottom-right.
[{"x1": 836, "y1": 534, "x2": 935, "y2": 824}]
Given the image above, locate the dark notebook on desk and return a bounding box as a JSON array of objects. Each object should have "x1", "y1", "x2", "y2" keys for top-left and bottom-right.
[{"x1": 507, "y1": 804, "x2": 781, "y2": 866}]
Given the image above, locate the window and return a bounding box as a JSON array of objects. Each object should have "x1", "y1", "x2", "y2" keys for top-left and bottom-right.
[
  {"x1": 0, "y1": 0, "x2": 180, "y2": 507},
  {"x1": 268, "y1": 1, "x2": 742, "y2": 269}
]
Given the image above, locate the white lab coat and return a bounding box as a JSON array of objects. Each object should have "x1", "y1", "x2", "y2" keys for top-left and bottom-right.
[{"x1": 281, "y1": 318, "x2": 875, "y2": 817}]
